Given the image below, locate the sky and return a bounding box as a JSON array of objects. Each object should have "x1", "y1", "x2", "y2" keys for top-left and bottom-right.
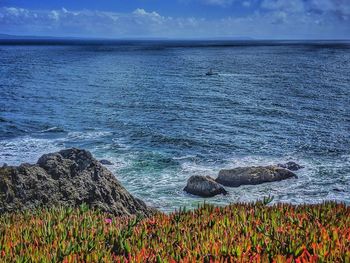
[{"x1": 0, "y1": 0, "x2": 349, "y2": 39}]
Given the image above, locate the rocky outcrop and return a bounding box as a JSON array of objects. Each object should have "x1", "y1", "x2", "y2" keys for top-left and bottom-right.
[
  {"x1": 216, "y1": 166, "x2": 297, "y2": 187},
  {"x1": 184, "y1": 175, "x2": 227, "y2": 197},
  {"x1": 277, "y1": 161, "x2": 304, "y2": 171},
  {"x1": 99, "y1": 159, "x2": 114, "y2": 165},
  {"x1": 0, "y1": 148, "x2": 155, "y2": 216}
]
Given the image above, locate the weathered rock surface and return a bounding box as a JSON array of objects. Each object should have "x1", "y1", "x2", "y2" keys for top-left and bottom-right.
[
  {"x1": 216, "y1": 166, "x2": 297, "y2": 187},
  {"x1": 277, "y1": 161, "x2": 304, "y2": 171},
  {"x1": 0, "y1": 148, "x2": 155, "y2": 216},
  {"x1": 184, "y1": 175, "x2": 227, "y2": 197}
]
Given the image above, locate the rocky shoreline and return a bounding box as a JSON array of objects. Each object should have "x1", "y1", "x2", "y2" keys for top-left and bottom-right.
[
  {"x1": 0, "y1": 148, "x2": 155, "y2": 216},
  {"x1": 0, "y1": 148, "x2": 304, "y2": 214},
  {"x1": 184, "y1": 162, "x2": 302, "y2": 197}
]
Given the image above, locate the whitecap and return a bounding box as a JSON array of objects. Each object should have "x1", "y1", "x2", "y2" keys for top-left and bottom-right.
[
  {"x1": 0, "y1": 136, "x2": 61, "y2": 165},
  {"x1": 66, "y1": 131, "x2": 113, "y2": 141},
  {"x1": 40, "y1": 126, "x2": 66, "y2": 133}
]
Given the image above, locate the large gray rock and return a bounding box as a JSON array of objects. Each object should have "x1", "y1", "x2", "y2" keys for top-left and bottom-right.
[
  {"x1": 184, "y1": 175, "x2": 227, "y2": 197},
  {"x1": 216, "y1": 165, "x2": 297, "y2": 187},
  {"x1": 0, "y1": 148, "x2": 155, "y2": 216},
  {"x1": 277, "y1": 161, "x2": 304, "y2": 171}
]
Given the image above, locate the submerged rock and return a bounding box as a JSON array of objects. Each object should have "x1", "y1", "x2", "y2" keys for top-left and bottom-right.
[
  {"x1": 216, "y1": 166, "x2": 297, "y2": 187},
  {"x1": 99, "y1": 159, "x2": 114, "y2": 165},
  {"x1": 277, "y1": 161, "x2": 304, "y2": 171},
  {"x1": 0, "y1": 148, "x2": 155, "y2": 216},
  {"x1": 184, "y1": 175, "x2": 227, "y2": 197}
]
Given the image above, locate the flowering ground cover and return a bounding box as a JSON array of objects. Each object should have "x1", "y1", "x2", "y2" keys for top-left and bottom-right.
[{"x1": 0, "y1": 201, "x2": 349, "y2": 262}]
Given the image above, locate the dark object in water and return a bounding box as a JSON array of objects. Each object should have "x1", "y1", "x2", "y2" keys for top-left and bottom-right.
[
  {"x1": 277, "y1": 161, "x2": 304, "y2": 171},
  {"x1": 100, "y1": 159, "x2": 114, "y2": 165},
  {"x1": 206, "y1": 68, "x2": 219, "y2": 76}
]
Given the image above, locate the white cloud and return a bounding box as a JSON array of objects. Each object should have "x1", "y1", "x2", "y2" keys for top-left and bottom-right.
[
  {"x1": 133, "y1": 8, "x2": 148, "y2": 16},
  {"x1": 0, "y1": 5, "x2": 349, "y2": 39},
  {"x1": 132, "y1": 8, "x2": 163, "y2": 24},
  {"x1": 4, "y1": 7, "x2": 30, "y2": 17},
  {"x1": 49, "y1": 10, "x2": 60, "y2": 21}
]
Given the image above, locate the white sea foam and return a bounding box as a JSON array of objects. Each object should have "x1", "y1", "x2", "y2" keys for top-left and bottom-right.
[
  {"x1": 0, "y1": 136, "x2": 61, "y2": 165},
  {"x1": 66, "y1": 131, "x2": 112, "y2": 141},
  {"x1": 39, "y1": 126, "x2": 66, "y2": 133},
  {"x1": 0, "y1": 131, "x2": 115, "y2": 166},
  {"x1": 146, "y1": 153, "x2": 350, "y2": 212},
  {"x1": 172, "y1": 155, "x2": 197, "y2": 161},
  {"x1": 1, "y1": 134, "x2": 349, "y2": 213}
]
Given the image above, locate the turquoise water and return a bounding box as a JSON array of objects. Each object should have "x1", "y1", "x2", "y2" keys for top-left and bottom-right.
[{"x1": 1, "y1": 40, "x2": 349, "y2": 211}]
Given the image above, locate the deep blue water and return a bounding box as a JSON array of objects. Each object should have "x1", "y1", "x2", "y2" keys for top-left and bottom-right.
[{"x1": 0, "y1": 40, "x2": 349, "y2": 211}]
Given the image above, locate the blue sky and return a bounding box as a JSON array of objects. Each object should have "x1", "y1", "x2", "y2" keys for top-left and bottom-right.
[{"x1": 0, "y1": 0, "x2": 349, "y2": 39}]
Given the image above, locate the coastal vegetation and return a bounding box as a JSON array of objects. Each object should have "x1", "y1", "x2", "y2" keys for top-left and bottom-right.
[{"x1": 0, "y1": 201, "x2": 349, "y2": 262}]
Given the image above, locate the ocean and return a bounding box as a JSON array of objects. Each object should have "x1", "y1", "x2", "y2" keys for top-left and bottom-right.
[{"x1": 0, "y1": 40, "x2": 349, "y2": 212}]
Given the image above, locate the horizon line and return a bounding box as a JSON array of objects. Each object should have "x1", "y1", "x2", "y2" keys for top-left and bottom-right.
[{"x1": 1, "y1": 33, "x2": 350, "y2": 42}]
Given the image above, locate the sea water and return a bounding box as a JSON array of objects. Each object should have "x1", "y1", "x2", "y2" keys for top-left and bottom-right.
[{"x1": 0, "y1": 40, "x2": 349, "y2": 212}]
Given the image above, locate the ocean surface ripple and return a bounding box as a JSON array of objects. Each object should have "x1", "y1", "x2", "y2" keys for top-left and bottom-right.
[{"x1": 0, "y1": 41, "x2": 349, "y2": 211}]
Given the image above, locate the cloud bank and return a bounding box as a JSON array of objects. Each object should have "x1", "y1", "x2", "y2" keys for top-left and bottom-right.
[{"x1": 0, "y1": 1, "x2": 349, "y2": 39}]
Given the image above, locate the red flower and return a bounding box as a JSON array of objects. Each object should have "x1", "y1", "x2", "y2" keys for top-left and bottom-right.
[{"x1": 105, "y1": 218, "x2": 112, "y2": 224}]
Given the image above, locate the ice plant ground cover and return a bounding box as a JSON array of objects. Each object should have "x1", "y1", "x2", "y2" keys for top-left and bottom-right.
[{"x1": 0, "y1": 201, "x2": 349, "y2": 262}]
